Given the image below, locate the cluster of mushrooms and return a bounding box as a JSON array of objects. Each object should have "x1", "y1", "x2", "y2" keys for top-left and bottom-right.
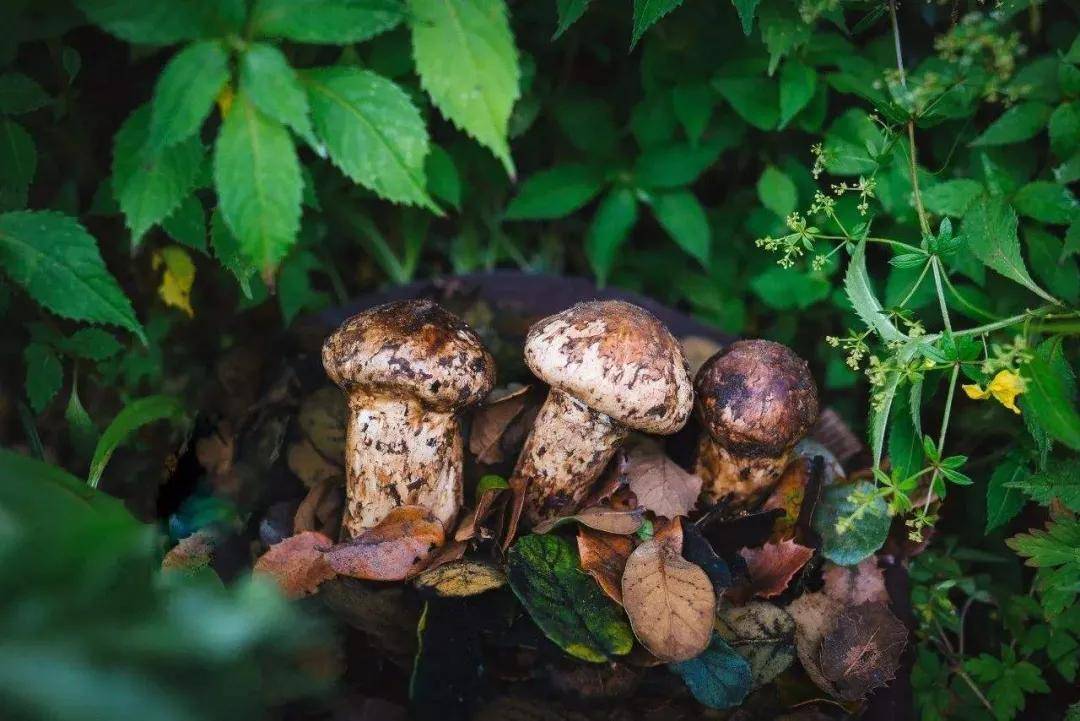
[{"x1": 322, "y1": 297, "x2": 819, "y2": 542}]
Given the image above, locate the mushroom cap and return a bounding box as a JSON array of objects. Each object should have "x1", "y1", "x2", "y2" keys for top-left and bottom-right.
[
  {"x1": 322, "y1": 300, "x2": 495, "y2": 411},
  {"x1": 694, "y1": 339, "x2": 819, "y2": 457},
  {"x1": 523, "y1": 300, "x2": 693, "y2": 434}
]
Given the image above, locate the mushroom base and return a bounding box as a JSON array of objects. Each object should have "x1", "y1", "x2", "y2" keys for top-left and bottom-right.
[
  {"x1": 695, "y1": 438, "x2": 792, "y2": 509},
  {"x1": 517, "y1": 388, "x2": 628, "y2": 526},
  {"x1": 342, "y1": 392, "x2": 462, "y2": 538}
]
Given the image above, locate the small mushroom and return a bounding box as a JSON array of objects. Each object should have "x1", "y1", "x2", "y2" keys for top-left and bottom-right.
[
  {"x1": 694, "y1": 339, "x2": 819, "y2": 508},
  {"x1": 514, "y1": 300, "x2": 693, "y2": 525},
  {"x1": 322, "y1": 300, "x2": 495, "y2": 538}
]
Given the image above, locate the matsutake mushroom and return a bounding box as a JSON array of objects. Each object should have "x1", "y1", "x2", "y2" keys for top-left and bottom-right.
[
  {"x1": 322, "y1": 300, "x2": 494, "y2": 539},
  {"x1": 694, "y1": 339, "x2": 819, "y2": 508},
  {"x1": 514, "y1": 300, "x2": 693, "y2": 525}
]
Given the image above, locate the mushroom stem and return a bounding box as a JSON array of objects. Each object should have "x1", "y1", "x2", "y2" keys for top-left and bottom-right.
[
  {"x1": 695, "y1": 440, "x2": 793, "y2": 507},
  {"x1": 342, "y1": 391, "x2": 462, "y2": 538},
  {"x1": 517, "y1": 389, "x2": 629, "y2": 525}
]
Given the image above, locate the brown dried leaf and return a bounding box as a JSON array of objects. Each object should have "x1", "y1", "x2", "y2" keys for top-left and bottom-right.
[
  {"x1": 469, "y1": 385, "x2": 532, "y2": 464},
  {"x1": 786, "y1": 590, "x2": 841, "y2": 697},
  {"x1": 734, "y1": 539, "x2": 814, "y2": 601},
  {"x1": 532, "y1": 506, "x2": 644, "y2": 536},
  {"x1": 287, "y1": 438, "x2": 342, "y2": 488},
  {"x1": 294, "y1": 479, "x2": 343, "y2": 537},
  {"x1": 196, "y1": 427, "x2": 235, "y2": 477},
  {"x1": 325, "y1": 506, "x2": 445, "y2": 581},
  {"x1": 621, "y1": 537, "x2": 716, "y2": 661},
  {"x1": 413, "y1": 558, "x2": 506, "y2": 597},
  {"x1": 822, "y1": 559, "x2": 888, "y2": 605},
  {"x1": 254, "y1": 531, "x2": 336, "y2": 599},
  {"x1": 298, "y1": 386, "x2": 348, "y2": 458},
  {"x1": 653, "y1": 515, "x2": 683, "y2": 554},
  {"x1": 761, "y1": 458, "x2": 808, "y2": 540},
  {"x1": 715, "y1": 600, "x2": 797, "y2": 689},
  {"x1": 625, "y1": 441, "x2": 702, "y2": 519},
  {"x1": 819, "y1": 602, "x2": 907, "y2": 700},
  {"x1": 577, "y1": 528, "x2": 633, "y2": 604},
  {"x1": 161, "y1": 530, "x2": 215, "y2": 573}
]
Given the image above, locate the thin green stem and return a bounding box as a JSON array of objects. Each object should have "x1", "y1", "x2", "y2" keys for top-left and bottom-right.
[
  {"x1": 815, "y1": 234, "x2": 926, "y2": 253},
  {"x1": 888, "y1": 0, "x2": 932, "y2": 238},
  {"x1": 897, "y1": 261, "x2": 932, "y2": 308},
  {"x1": 940, "y1": 271, "x2": 1000, "y2": 322},
  {"x1": 931, "y1": 257, "x2": 953, "y2": 334}
]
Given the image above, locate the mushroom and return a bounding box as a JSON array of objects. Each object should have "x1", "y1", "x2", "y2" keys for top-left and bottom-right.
[
  {"x1": 322, "y1": 299, "x2": 495, "y2": 539},
  {"x1": 513, "y1": 300, "x2": 694, "y2": 525},
  {"x1": 694, "y1": 339, "x2": 819, "y2": 508}
]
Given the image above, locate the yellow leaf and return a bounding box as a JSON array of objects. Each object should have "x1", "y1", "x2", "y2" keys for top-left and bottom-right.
[{"x1": 152, "y1": 245, "x2": 195, "y2": 317}]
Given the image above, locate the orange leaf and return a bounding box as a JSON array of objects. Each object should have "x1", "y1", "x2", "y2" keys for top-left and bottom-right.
[
  {"x1": 733, "y1": 539, "x2": 813, "y2": 602},
  {"x1": 254, "y1": 531, "x2": 336, "y2": 599},
  {"x1": 325, "y1": 506, "x2": 445, "y2": 581},
  {"x1": 577, "y1": 527, "x2": 633, "y2": 604}
]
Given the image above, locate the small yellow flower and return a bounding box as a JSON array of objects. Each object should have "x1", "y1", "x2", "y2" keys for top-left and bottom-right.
[{"x1": 962, "y1": 369, "x2": 1025, "y2": 414}]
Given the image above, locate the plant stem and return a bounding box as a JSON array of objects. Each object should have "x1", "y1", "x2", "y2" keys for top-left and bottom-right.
[
  {"x1": 889, "y1": 0, "x2": 932, "y2": 238},
  {"x1": 954, "y1": 667, "x2": 996, "y2": 715},
  {"x1": 931, "y1": 257, "x2": 953, "y2": 334},
  {"x1": 897, "y1": 261, "x2": 932, "y2": 308}
]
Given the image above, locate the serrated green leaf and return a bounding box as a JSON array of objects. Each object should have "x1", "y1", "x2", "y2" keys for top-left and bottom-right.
[
  {"x1": 112, "y1": 105, "x2": 204, "y2": 245},
  {"x1": 61, "y1": 328, "x2": 123, "y2": 361},
  {"x1": 161, "y1": 194, "x2": 207, "y2": 253},
  {"x1": 822, "y1": 108, "x2": 883, "y2": 175},
  {"x1": 504, "y1": 164, "x2": 604, "y2": 220},
  {"x1": 1012, "y1": 181, "x2": 1078, "y2": 225},
  {"x1": 149, "y1": 41, "x2": 229, "y2": 149},
  {"x1": 630, "y1": 0, "x2": 684, "y2": 49},
  {"x1": 240, "y1": 43, "x2": 317, "y2": 148},
  {"x1": 214, "y1": 92, "x2": 302, "y2": 276},
  {"x1": 277, "y1": 249, "x2": 330, "y2": 325},
  {"x1": 249, "y1": 0, "x2": 404, "y2": 43},
  {"x1": 1008, "y1": 518, "x2": 1080, "y2": 569},
  {"x1": 730, "y1": 0, "x2": 760, "y2": 35},
  {"x1": 750, "y1": 267, "x2": 829, "y2": 310},
  {"x1": 713, "y1": 75, "x2": 778, "y2": 131},
  {"x1": 0, "y1": 72, "x2": 50, "y2": 114},
  {"x1": 88, "y1": 395, "x2": 188, "y2": 487},
  {"x1": 0, "y1": 119, "x2": 36, "y2": 200},
  {"x1": 1049, "y1": 102, "x2": 1080, "y2": 158},
  {"x1": 553, "y1": 0, "x2": 590, "y2": 39},
  {"x1": 586, "y1": 188, "x2": 637, "y2": 287},
  {"x1": 209, "y1": 209, "x2": 257, "y2": 298},
  {"x1": 813, "y1": 481, "x2": 891, "y2": 565},
  {"x1": 670, "y1": 633, "x2": 752, "y2": 709},
  {"x1": 0, "y1": 211, "x2": 144, "y2": 341},
  {"x1": 759, "y1": 2, "x2": 810, "y2": 74},
  {"x1": 304, "y1": 66, "x2": 434, "y2": 209},
  {"x1": 409, "y1": 0, "x2": 520, "y2": 177},
  {"x1": 970, "y1": 101, "x2": 1052, "y2": 147},
  {"x1": 649, "y1": 189, "x2": 710, "y2": 266},
  {"x1": 779, "y1": 60, "x2": 815, "y2": 128},
  {"x1": 986, "y1": 458, "x2": 1029, "y2": 532},
  {"x1": 507, "y1": 534, "x2": 633, "y2": 663},
  {"x1": 635, "y1": 136, "x2": 729, "y2": 190},
  {"x1": 74, "y1": 0, "x2": 206, "y2": 44},
  {"x1": 961, "y1": 196, "x2": 1056, "y2": 303},
  {"x1": 844, "y1": 237, "x2": 905, "y2": 343},
  {"x1": 24, "y1": 343, "x2": 62, "y2": 414},
  {"x1": 1005, "y1": 459, "x2": 1080, "y2": 512},
  {"x1": 1021, "y1": 353, "x2": 1080, "y2": 451},
  {"x1": 757, "y1": 165, "x2": 797, "y2": 217},
  {"x1": 922, "y1": 179, "x2": 983, "y2": 217}
]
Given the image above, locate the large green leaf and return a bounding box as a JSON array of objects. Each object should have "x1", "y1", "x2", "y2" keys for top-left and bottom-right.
[
  {"x1": 970, "y1": 102, "x2": 1052, "y2": 147},
  {"x1": 1006, "y1": 458, "x2": 1080, "y2": 512},
  {"x1": 669, "y1": 633, "x2": 752, "y2": 709},
  {"x1": 0, "y1": 119, "x2": 36, "y2": 202},
  {"x1": 649, "y1": 190, "x2": 710, "y2": 266},
  {"x1": 778, "y1": 60, "x2": 816, "y2": 128},
  {"x1": 633, "y1": 136, "x2": 730, "y2": 190},
  {"x1": 1021, "y1": 351, "x2": 1080, "y2": 452},
  {"x1": 506, "y1": 534, "x2": 633, "y2": 663},
  {"x1": 757, "y1": 165, "x2": 797, "y2": 217},
  {"x1": 630, "y1": 0, "x2": 685, "y2": 49},
  {"x1": 0, "y1": 211, "x2": 144, "y2": 341},
  {"x1": 112, "y1": 105, "x2": 204, "y2": 245},
  {"x1": 713, "y1": 75, "x2": 778, "y2": 131},
  {"x1": 504, "y1": 164, "x2": 604, "y2": 220},
  {"x1": 985, "y1": 458, "x2": 1029, "y2": 533},
  {"x1": 88, "y1": 396, "x2": 188, "y2": 487},
  {"x1": 149, "y1": 40, "x2": 229, "y2": 149},
  {"x1": 73, "y1": 0, "x2": 243, "y2": 45},
  {"x1": 249, "y1": 0, "x2": 404, "y2": 43},
  {"x1": 240, "y1": 44, "x2": 316, "y2": 147},
  {"x1": 213, "y1": 92, "x2": 302, "y2": 276},
  {"x1": 408, "y1": 0, "x2": 520, "y2": 176},
  {"x1": 813, "y1": 481, "x2": 891, "y2": 566},
  {"x1": 586, "y1": 188, "x2": 638, "y2": 286},
  {"x1": 1012, "y1": 181, "x2": 1078, "y2": 225},
  {"x1": 553, "y1": 0, "x2": 590, "y2": 38},
  {"x1": 922, "y1": 179, "x2": 983, "y2": 217},
  {"x1": 962, "y1": 196, "x2": 1056, "y2": 303},
  {"x1": 161, "y1": 194, "x2": 207, "y2": 253}
]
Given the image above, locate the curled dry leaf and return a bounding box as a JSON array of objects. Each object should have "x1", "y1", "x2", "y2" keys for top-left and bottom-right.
[
  {"x1": 325, "y1": 506, "x2": 445, "y2": 581},
  {"x1": 253, "y1": 530, "x2": 336, "y2": 599},
  {"x1": 822, "y1": 558, "x2": 888, "y2": 605},
  {"x1": 413, "y1": 558, "x2": 506, "y2": 598},
  {"x1": 625, "y1": 441, "x2": 702, "y2": 519},
  {"x1": 819, "y1": 602, "x2": 907, "y2": 700},
  {"x1": 715, "y1": 600, "x2": 797, "y2": 689},
  {"x1": 161, "y1": 530, "x2": 215, "y2": 574},
  {"x1": 577, "y1": 527, "x2": 633, "y2": 604},
  {"x1": 469, "y1": 384, "x2": 534, "y2": 464},
  {"x1": 293, "y1": 478, "x2": 343, "y2": 536},
  {"x1": 287, "y1": 438, "x2": 342, "y2": 488},
  {"x1": 731, "y1": 539, "x2": 814, "y2": 603},
  {"x1": 298, "y1": 386, "x2": 348, "y2": 458},
  {"x1": 653, "y1": 515, "x2": 684, "y2": 552},
  {"x1": 621, "y1": 537, "x2": 716, "y2": 662},
  {"x1": 761, "y1": 457, "x2": 808, "y2": 540},
  {"x1": 532, "y1": 505, "x2": 644, "y2": 536}
]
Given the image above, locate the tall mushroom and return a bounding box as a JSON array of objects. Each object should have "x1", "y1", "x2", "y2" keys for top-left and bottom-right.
[
  {"x1": 514, "y1": 300, "x2": 693, "y2": 525},
  {"x1": 322, "y1": 300, "x2": 495, "y2": 539},
  {"x1": 694, "y1": 339, "x2": 819, "y2": 508}
]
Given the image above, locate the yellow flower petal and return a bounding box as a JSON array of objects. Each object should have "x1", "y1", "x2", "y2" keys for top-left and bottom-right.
[
  {"x1": 986, "y1": 370, "x2": 1025, "y2": 414},
  {"x1": 962, "y1": 383, "x2": 989, "y2": 400}
]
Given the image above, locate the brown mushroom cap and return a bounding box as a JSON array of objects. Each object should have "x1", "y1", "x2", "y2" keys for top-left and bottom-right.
[
  {"x1": 322, "y1": 299, "x2": 495, "y2": 411},
  {"x1": 523, "y1": 300, "x2": 693, "y2": 434},
  {"x1": 694, "y1": 339, "x2": 819, "y2": 457}
]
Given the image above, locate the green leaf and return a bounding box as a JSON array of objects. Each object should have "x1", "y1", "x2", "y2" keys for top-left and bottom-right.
[
  {"x1": 1025, "y1": 227, "x2": 1078, "y2": 304},
  {"x1": 0, "y1": 72, "x2": 49, "y2": 115},
  {"x1": 304, "y1": 66, "x2": 434, "y2": 209},
  {"x1": 985, "y1": 458, "x2": 1029, "y2": 533},
  {"x1": 750, "y1": 267, "x2": 829, "y2": 310},
  {"x1": 713, "y1": 75, "x2": 778, "y2": 131},
  {"x1": 504, "y1": 164, "x2": 604, "y2": 220},
  {"x1": 277, "y1": 249, "x2": 330, "y2": 325},
  {"x1": 649, "y1": 189, "x2": 710, "y2": 266},
  {"x1": 474, "y1": 473, "x2": 509, "y2": 502},
  {"x1": 634, "y1": 136, "x2": 729, "y2": 190},
  {"x1": 214, "y1": 92, "x2": 302, "y2": 276},
  {"x1": 65, "y1": 375, "x2": 98, "y2": 456},
  {"x1": 669, "y1": 633, "x2": 752, "y2": 709},
  {"x1": 409, "y1": 0, "x2": 520, "y2": 177},
  {"x1": 0, "y1": 211, "x2": 144, "y2": 341},
  {"x1": 965, "y1": 653, "x2": 1050, "y2": 720},
  {"x1": 240, "y1": 43, "x2": 317, "y2": 148},
  {"x1": 813, "y1": 480, "x2": 891, "y2": 566},
  {"x1": 730, "y1": 0, "x2": 760, "y2": 35},
  {"x1": 249, "y1": 0, "x2": 404, "y2": 43},
  {"x1": 61, "y1": 328, "x2": 123, "y2": 361},
  {"x1": 161, "y1": 194, "x2": 207, "y2": 253},
  {"x1": 24, "y1": 343, "x2": 62, "y2": 414},
  {"x1": 887, "y1": 390, "x2": 921, "y2": 482},
  {"x1": 822, "y1": 108, "x2": 883, "y2": 175},
  {"x1": 1021, "y1": 354, "x2": 1080, "y2": 451},
  {"x1": 1012, "y1": 181, "x2": 1078, "y2": 225},
  {"x1": 149, "y1": 41, "x2": 229, "y2": 149},
  {"x1": 73, "y1": 0, "x2": 206, "y2": 44},
  {"x1": 778, "y1": 60, "x2": 815, "y2": 128},
  {"x1": 961, "y1": 196, "x2": 1055, "y2": 303},
  {"x1": 757, "y1": 165, "x2": 797, "y2": 217},
  {"x1": 759, "y1": 2, "x2": 810, "y2": 74},
  {"x1": 1006, "y1": 459, "x2": 1080, "y2": 512},
  {"x1": 506, "y1": 534, "x2": 633, "y2": 663},
  {"x1": 425, "y1": 145, "x2": 461, "y2": 210},
  {"x1": 1049, "y1": 102, "x2": 1080, "y2": 157},
  {"x1": 112, "y1": 105, "x2": 204, "y2": 245},
  {"x1": 0, "y1": 119, "x2": 36, "y2": 200},
  {"x1": 554, "y1": 97, "x2": 618, "y2": 155},
  {"x1": 209, "y1": 209, "x2": 257, "y2": 298},
  {"x1": 671, "y1": 82, "x2": 714, "y2": 144},
  {"x1": 630, "y1": 0, "x2": 684, "y2": 49},
  {"x1": 1008, "y1": 518, "x2": 1080, "y2": 569},
  {"x1": 553, "y1": 0, "x2": 590, "y2": 38},
  {"x1": 970, "y1": 102, "x2": 1052, "y2": 147},
  {"x1": 586, "y1": 188, "x2": 638, "y2": 286},
  {"x1": 922, "y1": 179, "x2": 983, "y2": 217},
  {"x1": 88, "y1": 396, "x2": 188, "y2": 487},
  {"x1": 844, "y1": 237, "x2": 905, "y2": 343}
]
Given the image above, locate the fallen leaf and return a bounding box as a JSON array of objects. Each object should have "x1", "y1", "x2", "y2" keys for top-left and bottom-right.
[
  {"x1": 809, "y1": 407, "x2": 864, "y2": 466},
  {"x1": 413, "y1": 539, "x2": 467, "y2": 578},
  {"x1": 287, "y1": 438, "x2": 342, "y2": 488},
  {"x1": 701, "y1": 508, "x2": 785, "y2": 556},
  {"x1": 621, "y1": 537, "x2": 716, "y2": 662},
  {"x1": 196, "y1": 426, "x2": 234, "y2": 477},
  {"x1": 762, "y1": 458, "x2": 808, "y2": 540},
  {"x1": 413, "y1": 559, "x2": 506, "y2": 598},
  {"x1": 786, "y1": 590, "x2": 841, "y2": 697},
  {"x1": 469, "y1": 385, "x2": 533, "y2": 464},
  {"x1": 293, "y1": 478, "x2": 343, "y2": 536},
  {"x1": 161, "y1": 530, "x2": 215, "y2": 573},
  {"x1": 732, "y1": 539, "x2": 814, "y2": 602},
  {"x1": 455, "y1": 475, "x2": 509, "y2": 541},
  {"x1": 298, "y1": 386, "x2": 347, "y2": 458},
  {"x1": 653, "y1": 515, "x2": 684, "y2": 552},
  {"x1": 822, "y1": 558, "x2": 888, "y2": 605},
  {"x1": 819, "y1": 602, "x2": 907, "y2": 700},
  {"x1": 625, "y1": 441, "x2": 703, "y2": 519},
  {"x1": 812, "y1": 481, "x2": 890, "y2": 566},
  {"x1": 682, "y1": 522, "x2": 732, "y2": 594},
  {"x1": 507, "y1": 533, "x2": 633, "y2": 663},
  {"x1": 325, "y1": 506, "x2": 445, "y2": 581},
  {"x1": 715, "y1": 600, "x2": 796, "y2": 689},
  {"x1": 532, "y1": 506, "x2": 644, "y2": 536},
  {"x1": 254, "y1": 531, "x2": 336, "y2": 598},
  {"x1": 577, "y1": 527, "x2": 633, "y2": 604},
  {"x1": 581, "y1": 447, "x2": 630, "y2": 508},
  {"x1": 669, "y1": 632, "x2": 752, "y2": 709},
  {"x1": 153, "y1": 245, "x2": 195, "y2": 317}
]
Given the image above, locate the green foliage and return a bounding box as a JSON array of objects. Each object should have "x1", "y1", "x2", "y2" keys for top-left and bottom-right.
[
  {"x1": 149, "y1": 41, "x2": 230, "y2": 149},
  {"x1": 87, "y1": 396, "x2": 188, "y2": 487},
  {"x1": 813, "y1": 481, "x2": 891, "y2": 565}
]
